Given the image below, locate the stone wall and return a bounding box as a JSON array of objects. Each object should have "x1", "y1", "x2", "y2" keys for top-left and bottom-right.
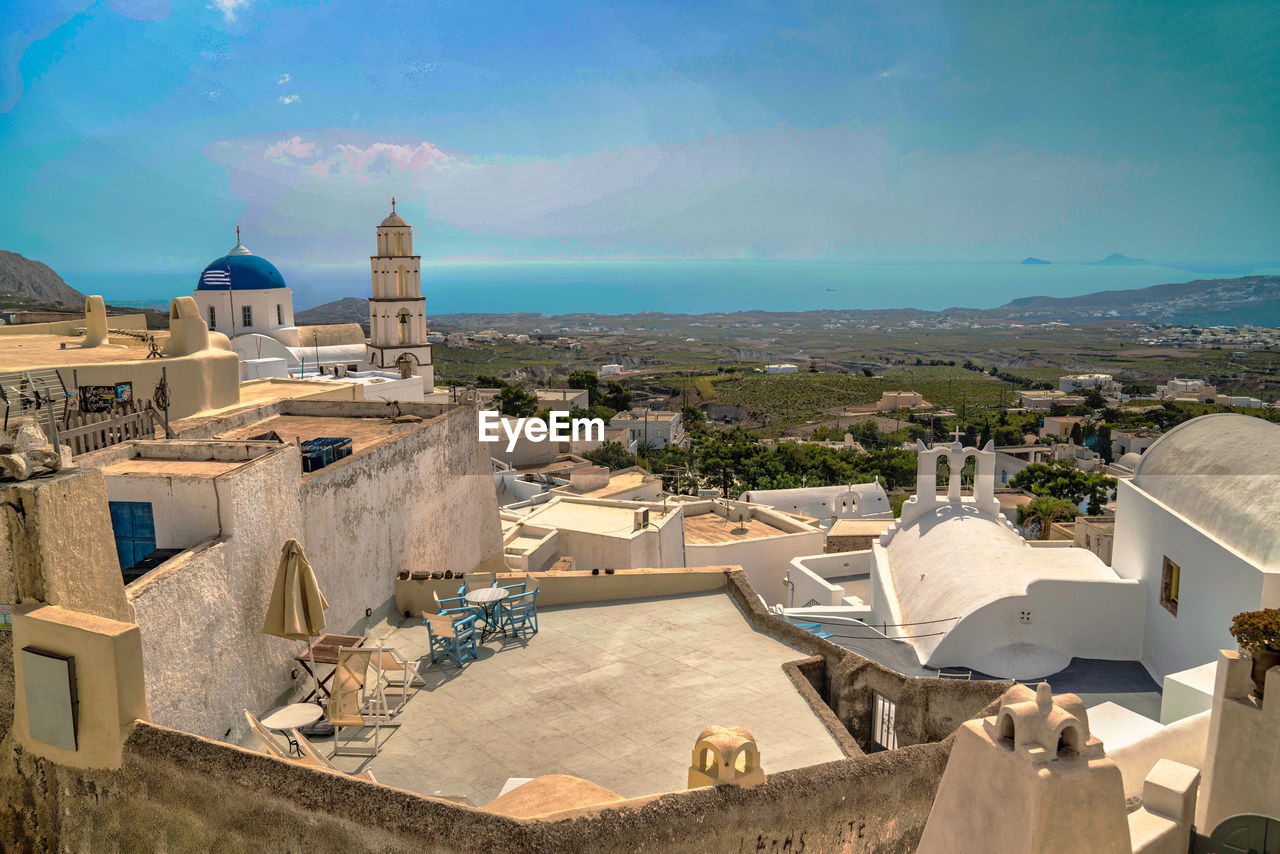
[
  {"x1": 125, "y1": 447, "x2": 303, "y2": 741},
  {"x1": 724, "y1": 571, "x2": 1010, "y2": 751},
  {"x1": 122, "y1": 404, "x2": 502, "y2": 743},
  {"x1": 0, "y1": 720, "x2": 972, "y2": 854},
  {"x1": 300, "y1": 403, "x2": 503, "y2": 629}
]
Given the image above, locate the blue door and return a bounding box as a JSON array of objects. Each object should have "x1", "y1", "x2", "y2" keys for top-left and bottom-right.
[{"x1": 108, "y1": 501, "x2": 156, "y2": 570}]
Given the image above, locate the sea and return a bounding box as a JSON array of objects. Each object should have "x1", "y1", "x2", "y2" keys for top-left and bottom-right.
[{"x1": 62, "y1": 261, "x2": 1266, "y2": 316}]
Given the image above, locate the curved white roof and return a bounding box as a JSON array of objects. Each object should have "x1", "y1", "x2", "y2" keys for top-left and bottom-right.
[
  {"x1": 882, "y1": 504, "x2": 1117, "y2": 663},
  {"x1": 1131, "y1": 413, "x2": 1280, "y2": 569},
  {"x1": 738, "y1": 482, "x2": 891, "y2": 518},
  {"x1": 1116, "y1": 451, "x2": 1142, "y2": 470}
]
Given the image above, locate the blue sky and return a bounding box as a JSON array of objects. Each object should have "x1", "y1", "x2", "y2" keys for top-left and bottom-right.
[{"x1": 1, "y1": 0, "x2": 1277, "y2": 278}]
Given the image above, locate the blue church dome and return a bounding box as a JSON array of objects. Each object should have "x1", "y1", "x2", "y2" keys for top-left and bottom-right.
[{"x1": 196, "y1": 237, "x2": 287, "y2": 291}]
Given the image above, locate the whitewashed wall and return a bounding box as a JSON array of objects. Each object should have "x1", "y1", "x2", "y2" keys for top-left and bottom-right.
[
  {"x1": 1111, "y1": 479, "x2": 1274, "y2": 683},
  {"x1": 126, "y1": 447, "x2": 304, "y2": 742},
  {"x1": 686, "y1": 527, "x2": 826, "y2": 607}
]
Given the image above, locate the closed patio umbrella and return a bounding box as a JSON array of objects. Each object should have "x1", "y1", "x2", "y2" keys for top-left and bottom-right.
[{"x1": 263, "y1": 538, "x2": 329, "y2": 703}]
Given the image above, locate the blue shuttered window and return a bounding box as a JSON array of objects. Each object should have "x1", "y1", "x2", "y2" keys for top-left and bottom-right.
[{"x1": 108, "y1": 501, "x2": 156, "y2": 570}]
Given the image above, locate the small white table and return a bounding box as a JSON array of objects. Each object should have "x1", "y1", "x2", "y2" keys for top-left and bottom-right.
[
  {"x1": 261, "y1": 702, "x2": 324, "y2": 755},
  {"x1": 465, "y1": 587, "x2": 510, "y2": 642}
]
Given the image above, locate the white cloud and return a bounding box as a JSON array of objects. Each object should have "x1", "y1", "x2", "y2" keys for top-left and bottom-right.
[
  {"x1": 263, "y1": 136, "x2": 316, "y2": 163},
  {"x1": 209, "y1": 0, "x2": 249, "y2": 22},
  {"x1": 206, "y1": 126, "x2": 1161, "y2": 263},
  {"x1": 277, "y1": 73, "x2": 290, "y2": 86},
  {"x1": 278, "y1": 94, "x2": 299, "y2": 105}
]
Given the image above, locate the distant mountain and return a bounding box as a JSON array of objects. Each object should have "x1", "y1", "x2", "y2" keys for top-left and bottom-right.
[
  {"x1": 295, "y1": 296, "x2": 369, "y2": 331},
  {"x1": 994, "y1": 274, "x2": 1280, "y2": 326},
  {"x1": 0, "y1": 250, "x2": 86, "y2": 306},
  {"x1": 1021, "y1": 257, "x2": 1050, "y2": 265},
  {"x1": 1093, "y1": 253, "x2": 1149, "y2": 266}
]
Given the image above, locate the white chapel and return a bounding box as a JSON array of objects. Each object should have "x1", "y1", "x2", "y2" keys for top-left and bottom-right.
[{"x1": 367, "y1": 199, "x2": 433, "y2": 388}]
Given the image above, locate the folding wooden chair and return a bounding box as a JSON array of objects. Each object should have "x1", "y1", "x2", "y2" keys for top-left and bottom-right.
[
  {"x1": 369, "y1": 647, "x2": 423, "y2": 715},
  {"x1": 292, "y1": 729, "x2": 378, "y2": 783},
  {"x1": 328, "y1": 647, "x2": 398, "y2": 757}
]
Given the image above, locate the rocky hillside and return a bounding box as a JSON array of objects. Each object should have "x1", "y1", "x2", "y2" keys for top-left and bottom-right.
[
  {"x1": 993, "y1": 274, "x2": 1280, "y2": 326},
  {"x1": 295, "y1": 296, "x2": 369, "y2": 330},
  {"x1": 0, "y1": 250, "x2": 86, "y2": 306}
]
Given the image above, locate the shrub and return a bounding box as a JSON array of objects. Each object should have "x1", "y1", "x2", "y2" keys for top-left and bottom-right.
[{"x1": 1230, "y1": 608, "x2": 1280, "y2": 652}]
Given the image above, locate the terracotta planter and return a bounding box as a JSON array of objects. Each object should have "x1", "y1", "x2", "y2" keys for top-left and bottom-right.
[{"x1": 1250, "y1": 647, "x2": 1280, "y2": 698}]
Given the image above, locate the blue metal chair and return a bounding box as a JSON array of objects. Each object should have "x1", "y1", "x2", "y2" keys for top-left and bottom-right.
[
  {"x1": 433, "y1": 589, "x2": 479, "y2": 619},
  {"x1": 496, "y1": 579, "x2": 526, "y2": 595},
  {"x1": 423, "y1": 612, "x2": 479, "y2": 667},
  {"x1": 500, "y1": 589, "x2": 539, "y2": 639}
]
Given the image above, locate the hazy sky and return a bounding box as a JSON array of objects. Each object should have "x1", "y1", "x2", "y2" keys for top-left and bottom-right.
[{"x1": 2, "y1": 0, "x2": 1277, "y2": 274}]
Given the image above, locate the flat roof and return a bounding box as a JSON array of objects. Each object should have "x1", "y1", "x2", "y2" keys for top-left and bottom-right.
[
  {"x1": 575, "y1": 470, "x2": 654, "y2": 499},
  {"x1": 828, "y1": 518, "x2": 896, "y2": 537},
  {"x1": 0, "y1": 333, "x2": 165, "y2": 369},
  {"x1": 528, "y1": 500, "x2": 669, "y2": 535},
  {"x1": 99, "y1": 458, "x2": 244, "y2": 477},
  {"x1": 683, "y1": 511, "x2": 791, "y2": 544},
  {"x1": 280, "y1": 592, "x2": 844, "y2": 804},
  {"x1": 217, "y1": 414, "x2": 422, "y2": 456}
]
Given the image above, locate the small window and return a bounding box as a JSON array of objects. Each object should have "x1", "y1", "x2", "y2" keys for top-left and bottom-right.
[
  {"x1": 276, "y1": 303, "x2": 283, "y2": 325},
  {"x1": 208, "y1": 305, "x2": 216, "y2": 330},
  {"x1": 241, "y1": 305, "x2": 253, "y2": 328},
  {"x1": 872, "y1": 691, "x2": 898, "y2": 750},
  {"x1": 1160, "y1": 556, "x2": 1180, "y2": 616}
]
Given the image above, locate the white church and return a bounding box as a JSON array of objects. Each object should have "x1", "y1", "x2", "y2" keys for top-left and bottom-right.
[
  {"x1": 779, "y1": 414, "x2": 1280, "y2": 686},
  {"x1": 191, "y1": 201, "x2": 433, "y2": 389}
]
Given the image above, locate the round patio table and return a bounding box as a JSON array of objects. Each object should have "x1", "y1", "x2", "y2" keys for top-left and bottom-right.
[
  {"x1": 261, "y1": 702, "x2": 324, "y2": 755},
  {"x1": 465, "y1": 587, "x2": 510, "y2": 642}
]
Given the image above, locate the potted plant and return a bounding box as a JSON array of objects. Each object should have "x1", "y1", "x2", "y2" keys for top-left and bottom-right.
[{"x1": 1229, "y1": 608, "x2": 1280, "y2": 698}]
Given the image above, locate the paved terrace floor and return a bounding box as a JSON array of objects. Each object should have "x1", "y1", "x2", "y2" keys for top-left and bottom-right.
[{"x1": 323, "y1": 592, "x2": 844, "y2": 806}]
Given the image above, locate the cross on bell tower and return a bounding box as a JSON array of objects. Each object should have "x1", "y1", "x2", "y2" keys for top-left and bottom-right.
[{"x1": 952, "y1": 426, "x2": 965, "y2": 444}]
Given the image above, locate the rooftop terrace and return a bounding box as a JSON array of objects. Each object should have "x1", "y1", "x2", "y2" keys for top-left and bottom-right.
[
  {"x1": 0, "y1": 333, "x2": 162, "y2": 369},
  {"x1": 218, "y1": 413, "x2": 423, "y2": 456},
  {"x1": 253, "y1": 592, "x2": 844, "y2": 805},
  {"x1": 683, "y1": 510, "x2": 793, "y2": 545}
]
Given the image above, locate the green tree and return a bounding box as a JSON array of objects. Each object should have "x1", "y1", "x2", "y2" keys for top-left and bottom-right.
[
  {"x1": 681, "y1": 403, "x2": 706, "y2": 434},
  {"x1": 1009, "y1": 460, "x2": 1115, "y2": 515},
  {"x1": 495, "y1": 385, "x2": 538, "y2": 418},
  {"x1": 1095, "y1": 424, "x2": 1113, "y2": 463},
  {"x1": 476, "y1": 374, "x2": 507, "y2": 388},
  {"x1": 567, "y1": 370, "x2": 600, "y2": 404},
  {"x1": 1017, "y1": 496, "x2": 1079, "y2": 540},
  {"x1": 584, "y1": 441, "x2": 637, "y2": 471},
  {"x1": 601, "y1": 381, "x2": 632, "y2": 412},
  {"x1": 1069, "y1": 422, "x2": 1084, "y2": 444},
  {"x1": 1081, "y1": 387, "x2": 1107, "y2": 408}
]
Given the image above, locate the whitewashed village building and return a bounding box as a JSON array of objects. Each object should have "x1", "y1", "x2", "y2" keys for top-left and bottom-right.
[
  {"x1": 738, "y1": 481, "x2": 892, "y2": 526},
  {"x1": 1111, "y1": 413, "x2": 1280, "y2": 682}
]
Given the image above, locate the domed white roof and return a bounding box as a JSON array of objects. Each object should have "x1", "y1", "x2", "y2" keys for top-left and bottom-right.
[
  {"x1": 1116, "y1": 452, "x2": 1142, "y2": 470},
  {"x1": 1132, "y1": 413, "x2": 1280, "y2": 568}
]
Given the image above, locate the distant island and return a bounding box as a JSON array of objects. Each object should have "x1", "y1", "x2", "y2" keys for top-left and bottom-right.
[
  {"x1": 1021, "y1": 257, "x2": 1051, "y2": 265},
  {"x1": 1094, "y1": 253, "x2": 1149, "y2": 266}
]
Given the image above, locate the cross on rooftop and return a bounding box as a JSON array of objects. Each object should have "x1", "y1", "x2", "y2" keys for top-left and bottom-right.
[
  {"x1": 952, "y1": 426, "x2": 964, "y2": 443},
  {"x1": 391, "y1": 196, "x2": 396, "y2": 213}
]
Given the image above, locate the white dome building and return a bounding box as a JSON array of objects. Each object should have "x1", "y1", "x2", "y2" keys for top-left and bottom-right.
[
  {"x1": 192, "y1": 230, "x2": 298, "y2": 347},
  {"x1": 1111, "y1": 413, "x2": 1280, "y2": 680}
]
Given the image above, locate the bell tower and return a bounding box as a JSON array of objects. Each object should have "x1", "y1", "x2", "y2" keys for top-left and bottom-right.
[{"x1": 367, "y1": 197, "x2": 433, "y2": 387}]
